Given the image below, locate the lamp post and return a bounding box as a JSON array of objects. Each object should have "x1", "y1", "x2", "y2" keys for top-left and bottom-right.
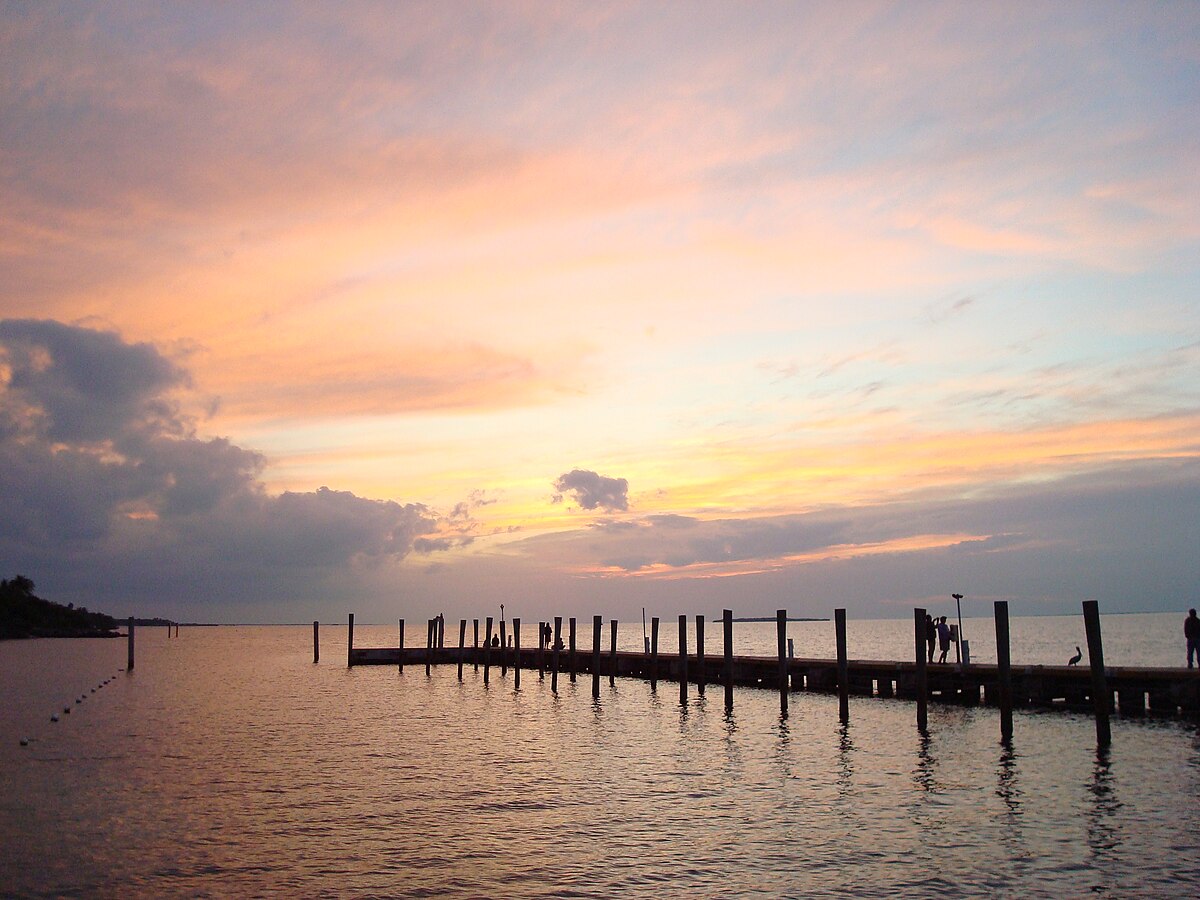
[{"x1": 952, "y1": 593, "x2": 967, "y2": 664}]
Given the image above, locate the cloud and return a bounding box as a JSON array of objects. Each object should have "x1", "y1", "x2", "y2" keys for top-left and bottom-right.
[
  {"x1": 552, "y1": 469, "x2": 629, "y2": 511},
  {"x1": 0, "y1": 319, "x2": 453, "y2": 609}
]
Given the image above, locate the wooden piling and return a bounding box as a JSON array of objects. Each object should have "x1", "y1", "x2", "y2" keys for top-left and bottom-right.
[
  {"x1": 679, "y1": 614, "x2": 689, "y2": 706},
  {"x1": 914, "y1": 608, "x2": 928, "y2": 731},
  {"x1": 346, "y1": 613, "x2": 353, "y2": 669},
  {"x1": 1083, "y1": 600, "x2": 1111, "y2": 747},
  {"x1": 426, "y1": 619, "x2": 433, "y2": 676},
  {"x1": 457, "y1": 619, "x2": 466, "y2": 681},
  {"x1": 723, "y1": 609, "x2": 734, "y2": 711},
  {"x1": 994, "y1": 601, "x2": 1013, "y2": 740},
  {"x1": 482, "y1": 617, "x2": 493, "y2": 685},
  {"x1": 398, "y1": 619, "x2": 404, "y2": 673},
  {"x1": 609, "y1": 619, "x2": 617, "y2": 685},
  {"x1": 650, "y1": 616, "x2": 660, "y2": 691},
  {"x1": 835, "y1": 608, "x2": 849, "y2": 723},
  {"x1": 127, "y1": 617, "x2": 135, "y2": 672},
  {"x1": 569, "y1": 617, "x2": 577, "y2": 683},
  {"x1": 538, "y1": 622, "x2": 545, "y2": 679},
  {"x1": 313, "y1": 620, "x2": 319, "y2": 664},
  {"x1": 500, "y1": 620, "x2": 508, "y2": 676},
  {"x1": 552, "y1": 616, "x2": 562, "y2": 694},
  {"x1": 592, "y1": 615, "x2": 602, "y2": 699},
  {"x1": 696, "y1": 615, "x2": 706, "y2": 695},
  {"x1": 777, "y1": 609, "x2": 788, "y2": 718},
  {"x1": 473, "y1": 619, "x2": 480, "y2": 672},
  {"x1": 513, "y1": 618, "x2": 521, "y2": 690}
]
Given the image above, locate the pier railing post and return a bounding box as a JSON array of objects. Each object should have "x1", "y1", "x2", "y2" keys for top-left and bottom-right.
[
  {"x1": 650, "y1": 616, "x2": 660, "y2": 691},
  {"x1": 438, "y1": 616, "x2": 445, "y2": 649},
  {"x1": 723, "y1": 609, "x2": 734, "y2": 711},
  {"x1": 777, "y1": 610, "x2": 788, "y2": 718},
  {"x1": 398, "y1": 619, "x2": 405, "y2": 673},
  {"x1": 994, "y1": 601, "x2": 1013, "y2": 740},
  {"x1": 313, "y1": 620, "x2": 319, "y2": 664},
  {"x1": 569, "y1": 617, "x2": 577, "y2": 683},
  {"x1": 473, "y1": 619, "x2": 479, "y2": 671},
  {"x1": 346, "y1": 613, "x2": 353, "y2": 669},
  {"x1": 1083, "y1": 600, "x2": 1111, "y2": 747},
  {"x1": 679, "y1": 614, "x2": 689, "y2": 706},
  {"x1": 513, "y1": 618, "x2": 521, "y2": 690},
  {"x1": 128, "y1": 617, "x2": 135, "y2": 672},
  {"x1": 552, "y1": 616, "x2": 562, "y2": 694},
  {"x1": 835, "y1": 608, "x2": 849, "y2": 723},
  {"x1": 696, "y1": 615, "x2": 706, "y2": 695},
  {"x1": 914, "y1": 608, "x2": 928, "y2": 731},
  {"x1": 592, "y1": 615, "x2": 602, "y2": 699},
  {"x1": 609, "y1": 619, "x2": 618, "y2": 685},
  {"x1": 484, "y1": 617, "x2": 494, "y2": 686},
  {"x1": 457, "y1": 619, "x2": 466, "y2": 681}
]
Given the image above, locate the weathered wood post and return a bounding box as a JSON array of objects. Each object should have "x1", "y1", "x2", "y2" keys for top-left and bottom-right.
[
  {"x1": 500, "y1": 620, "x2": 508, "y2": 676},
  {"x1": 679, "y1": 614, "x2": 689, "y2": 706},
  {"x1": 592, "y1": 615, "x2": 602, "y2": 699},
  {"x1": 569, "y1": 617, "x2": 577, "y2": 683},
  {"x1": 994, "y1": 601, "x2": 1013, "y2": 740},
  {"x1": 835, "y1": 608, "x2": 849, "y2": 723},
  {"x1": 552, "y1": 616, "x2": 562, "y2": 694},
  {"x1": 313, "y1": 620, "x2": 319, "y2": 664},
  {"x1": 696, "y1": 615, "x2": 706, "y2": 695},
  {"x1": 127, "y1": 617, "x2": 135, "y2": 672},
  {"x1": 513, "y1": 618, "x2": 521, "y2": 690},
  {"x1": 914, "y1": 608, "x2": 928, "y2": 731},
  {"x1": 484, "y1": 617, "x2": 494, "y2": 686},
  {"x1": 776, "y1": 609, "x2": 788, "y2": 718},
  {"x1": 723, "y1": 609, "x2": 734, "y2": 711},
  {"x1": 609, "y1": 619, "x2": 618, "y2": 685},
  {"x1": 650, "y1": 616, "x2": 660, "y2": 691},
  {"x1": 538, "y1": 622, "x2": 545, "y2": 679},
  {"x1": 457, "y1": 619, "x2": 466, "y2": 681},
  {"x1": 473, "y1": 619, "x2": 480, "y2": 672},
  {"x1": 398, "y1": 618, "x2": 405, "y2": 673},
  {"x1": 1083, "y1": 600, "x2": 1111, "y2": 747},
  {"x1": 426, "y1": 618, "x2": 433, "y2": 676},
  {"x1": 346, "y1": 613, "x2": 354, "y2": 669}
]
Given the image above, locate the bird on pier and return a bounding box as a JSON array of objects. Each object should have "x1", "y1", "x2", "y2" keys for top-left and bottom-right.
[{"x1": 1068, "y1": 646, "x2": 1082, "y2": 666}]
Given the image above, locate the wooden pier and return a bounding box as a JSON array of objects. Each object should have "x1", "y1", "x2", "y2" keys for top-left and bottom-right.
[{"x1": 346, "y1": 638, "x2": 1200, "y2": 720}]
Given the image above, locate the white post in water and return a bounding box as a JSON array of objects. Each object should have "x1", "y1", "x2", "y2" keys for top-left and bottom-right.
[{"x1": 127, "y1": 617, "x2": 135, "y2": 671}]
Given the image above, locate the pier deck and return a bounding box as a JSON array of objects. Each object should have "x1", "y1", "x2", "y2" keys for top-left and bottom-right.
[{"x1": 349, "y1": 645, "x2": 1200, "y2": 718}]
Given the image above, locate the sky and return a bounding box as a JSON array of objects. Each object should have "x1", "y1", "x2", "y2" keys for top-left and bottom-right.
[{"x1": 1, "y1": 1, "x2": 1198, "y2": 624}]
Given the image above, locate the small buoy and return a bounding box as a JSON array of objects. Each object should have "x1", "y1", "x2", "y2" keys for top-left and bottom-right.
[
  {"x1": 50, "y1": 714, "x2": 59, "y2": 722},
  {"x1": 19, "y1": 738, "x2": 29, "y2": 746},
  {"x1": 63, "y1": 707, "x2": 71, "y2": 714},
  {"x1": 76, "y1": 698, "x2": 82, "y2": 704}
]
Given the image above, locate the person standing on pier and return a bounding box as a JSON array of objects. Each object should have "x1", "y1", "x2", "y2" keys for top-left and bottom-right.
[
  {"x1": 926, "y1": 614, "x2": 936, "y2": 663},
  {"x1": 1185, "y1": 609, "x2": 1200, "y2": 669},
  {"x1": 936, "y1": 616, "x2": 952, "y2": 664}
]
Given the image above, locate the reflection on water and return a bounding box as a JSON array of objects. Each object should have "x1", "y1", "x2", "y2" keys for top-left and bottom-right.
[{"x1": 1, "y1": 626, "x2": 1199, "y2": 898}]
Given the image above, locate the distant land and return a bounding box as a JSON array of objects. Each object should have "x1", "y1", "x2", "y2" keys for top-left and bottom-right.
[
  {"x1": 731, "y1": 616, "x2": 829, "y2": 622},
  {"x1": 0, "y1": 575, "x2": 120, "y2": 640}
]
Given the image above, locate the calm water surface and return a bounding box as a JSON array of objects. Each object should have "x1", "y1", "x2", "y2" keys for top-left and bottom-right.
[{"x1": 2, "y1": 617, "x2": 1199, "y2": 897}]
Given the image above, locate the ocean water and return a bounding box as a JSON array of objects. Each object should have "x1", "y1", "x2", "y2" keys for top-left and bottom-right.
[{"x1": 2, "y1": 615, "x2": 1199, "y2": 898}]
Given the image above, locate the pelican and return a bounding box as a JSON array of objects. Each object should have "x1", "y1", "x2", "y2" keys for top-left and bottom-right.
[{"x1": 1068, "y1": 645, "x2": 1082, "y2": 666}]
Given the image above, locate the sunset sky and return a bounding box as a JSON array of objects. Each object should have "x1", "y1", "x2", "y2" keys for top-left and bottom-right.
[{"x1": 2, "y1": 2, "x2": 1197, "y2": 623}]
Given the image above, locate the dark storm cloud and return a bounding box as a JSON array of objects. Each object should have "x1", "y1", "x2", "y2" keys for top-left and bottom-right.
[
  {"x1": 0, "y1": 320, "x2": 444, "y2": 610},
  {"x1": 552, "y1": 469, "x2": 629, "y2": 511}
]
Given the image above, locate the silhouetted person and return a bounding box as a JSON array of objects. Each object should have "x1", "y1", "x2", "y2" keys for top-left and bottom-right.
[
  {"x1": 926, "y1": 614, "x2": 936, "y2": 663},
  {"x1": 491, "y1": 635, "x2": 500, "y2": 648},
  {"x1": 936, "y1": 616, "x2": 952, "y2": 663},
  {"x1": 1185, "y1": 609, "x2": 1200, "y2": 669}
]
